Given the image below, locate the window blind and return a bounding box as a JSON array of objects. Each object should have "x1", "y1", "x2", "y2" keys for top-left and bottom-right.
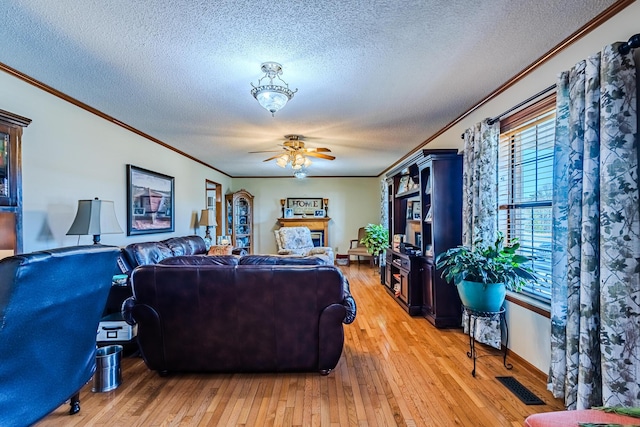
[{"x1": 498, "y1": 107, "x2": 555, "y2": 301}]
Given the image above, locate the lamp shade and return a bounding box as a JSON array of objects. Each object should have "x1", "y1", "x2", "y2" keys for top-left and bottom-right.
[
  {"x1": 67, "y1": 198, "x2": 123, "y2": 243},
  {"x1": 199, "y1": 209, "x2": 217, "y2": 227}
]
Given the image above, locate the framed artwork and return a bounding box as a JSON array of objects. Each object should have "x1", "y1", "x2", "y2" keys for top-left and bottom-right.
[
  {"x1": 412, "y1": 202, "x2": 421, "y2": 220},
  {"x1": 126, "y1": 165, "x2": 175, "y2": 235},
  {"x1": 284, "y1": 208, "x2": 294, "y2": 218},
  {"x1": 286, "y1": 197, "x2": 324, "y2": 215},
  {"x1": 424, "y1": 206, "x2": 433, "y2": 222},
  {"x1": 397, "y1": 175, "x2": 409, "y2": 194},
  {"x1": 314, "y1": 209, "x2": 326, "y2": 217}
]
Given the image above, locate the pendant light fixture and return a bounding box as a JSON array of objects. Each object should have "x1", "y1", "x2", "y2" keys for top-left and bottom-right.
[{"x1": 250, "y1": 62, "x2": 297, "y2": 116}]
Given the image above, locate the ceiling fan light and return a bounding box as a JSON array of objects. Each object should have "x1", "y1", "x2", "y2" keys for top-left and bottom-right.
[
  {"x1": 291, "y1": 164, "x2": 302, "y2": 170},
  {"x1": 303, "y1": 157, "x2": 312, "y2": 167},
  {"x1": 276, "y1": 153, "x2": 289, "y2": 167},
  {"x1": 293, "y1": 153, "x2": 306, "y2": 166}
]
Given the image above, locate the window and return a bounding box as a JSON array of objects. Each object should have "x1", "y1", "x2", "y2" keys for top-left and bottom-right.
[{"x1": 498, "y1": 95, "x2": 555, "y2": 302}]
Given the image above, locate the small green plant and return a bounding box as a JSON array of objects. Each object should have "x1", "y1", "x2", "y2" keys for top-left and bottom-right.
[
  {"x1": 435, "y1": 232, "x2": 536, "y2": 291},
  {"x1": 360, "y1": 223, "x2": 389, "y2": 256}
]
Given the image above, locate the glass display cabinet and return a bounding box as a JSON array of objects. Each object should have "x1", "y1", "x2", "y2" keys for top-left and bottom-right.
[{"x1": 225, "y1": 189, "x2": 254, "y2": 254}]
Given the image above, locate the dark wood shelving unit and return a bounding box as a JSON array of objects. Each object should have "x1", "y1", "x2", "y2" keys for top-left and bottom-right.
[{"x1": 384, "y1": 149, "x2": 463, "y2": 327}]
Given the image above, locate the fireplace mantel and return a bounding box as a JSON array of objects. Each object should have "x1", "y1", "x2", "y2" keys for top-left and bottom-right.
[{"x1": 277, "y1": 217, "x2": 331, "y2": 246}]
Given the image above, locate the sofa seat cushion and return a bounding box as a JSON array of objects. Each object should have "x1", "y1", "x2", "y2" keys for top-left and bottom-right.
[{"x1": 524, "y1": 409, "x2": 640, "y2": 427}]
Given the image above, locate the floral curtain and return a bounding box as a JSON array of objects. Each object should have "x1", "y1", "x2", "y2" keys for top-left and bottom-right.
[
  {"x1": 549, "y1": 43, "x2": 639, "y2": 409},
  {"x1": 381, "y1": 178, "x2": 389, "y2": 266},
  {"x1": 462, "y1": 120, "x2": 499, "y2": 247},
  {"x1": 461, "y1": 119, "x2": 501, "y2": 348}
]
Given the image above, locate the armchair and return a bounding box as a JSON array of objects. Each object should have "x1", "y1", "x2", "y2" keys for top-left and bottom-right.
[
  {"x1": 274, "y1": 227, "x2": 334, "y2": 262},
  {"x1": 347, "y1": 227, "x2": 374, "y2": 266},
  {"x1": 0, "y1": 245, "x2": 120, "y2": 426}
]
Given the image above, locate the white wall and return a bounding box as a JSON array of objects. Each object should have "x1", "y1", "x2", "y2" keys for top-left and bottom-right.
[
  {"x1": 232, "y1": 177, "x2": 381, "y2": 254},
  {"x1": 409, "y1": 1, "x2": 640, "y2": 373},
  {"x1": 0, "y1": 71, "x2": 232, "y2": 251}
]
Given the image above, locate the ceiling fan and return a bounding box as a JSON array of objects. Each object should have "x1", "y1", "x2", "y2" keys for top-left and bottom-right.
[{"x1": 250, "y1": 135, "x2": 336, "y2": 163}]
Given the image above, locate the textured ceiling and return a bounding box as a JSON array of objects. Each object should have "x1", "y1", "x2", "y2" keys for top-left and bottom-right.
[{"x1": 0, "y1": 0, "x2": 619, "y2": 177}]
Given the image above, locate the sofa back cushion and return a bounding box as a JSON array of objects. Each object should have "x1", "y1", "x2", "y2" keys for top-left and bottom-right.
[
  {"x1": 239, "y1": 254, "x2": 329, "y2": 265},
  {"x1": 122, "y1": 241, "x2": 173, "y2": 268},
  {"x1": 122, "y1": 236, "x2": 207, "y2": 270},
  {"x1": 160, "y1": 255, "x2": 239, "y2": 266},
  {"x1": 163, "y1": 236, "x2": 206, "y2": 257}
]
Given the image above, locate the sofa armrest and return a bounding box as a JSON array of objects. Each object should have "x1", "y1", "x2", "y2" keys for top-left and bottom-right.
[
  {"x1": 121, "y1": 297, "x2": 137, "y2": 325},
  {"x1": 318, "y1": 303, "x2": 346, "y2": 374},
  {"x1": 122, "y1": 301, "x2": 165, "y2": 372},
  {"x1": 308, "y1": 247, "x2": 334, "y2": 262},
  {"x1": 341, "y1": 278, "x2": 357, "y2": 324}
]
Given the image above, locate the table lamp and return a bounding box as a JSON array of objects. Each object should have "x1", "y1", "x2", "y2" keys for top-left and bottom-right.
[
  {"x1": 67, "y1": 198, "x2": 123, "y2": 244},
  {"x1": 199, "y1": 209, "x2": 217, "y2": 249}
]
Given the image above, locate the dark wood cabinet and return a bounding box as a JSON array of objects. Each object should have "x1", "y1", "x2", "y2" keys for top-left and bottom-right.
[
  {"x1": 418, "y1": 151, "x2": 463, "y2": 328},
  {"x1": 385, "y1": 149, "x2": 463, "y2": 327},
  {"x1": 0, "y1": 109, "x2": 31, "y2": 257},
  {"x1": 384, "y1": 249, "x2": 423, "y2": 316}
]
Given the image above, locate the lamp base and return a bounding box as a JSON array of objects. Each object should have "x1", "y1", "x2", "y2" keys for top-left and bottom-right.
[{"x1": 203, "y1": 227, "x2": 212, "y2": 250}]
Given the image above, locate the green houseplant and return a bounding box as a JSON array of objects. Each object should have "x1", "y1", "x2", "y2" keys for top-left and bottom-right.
[
  {"x1": 435, "y1": 232, "x2": 536, "y2": 312},
  {"x1": 360, "y1": 223, "x2": 389, "y2": 260}
]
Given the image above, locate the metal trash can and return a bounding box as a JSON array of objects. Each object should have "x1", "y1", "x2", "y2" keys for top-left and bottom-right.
[{"x1": 92, "y1": 344, "x2": 122, "y2": 392}]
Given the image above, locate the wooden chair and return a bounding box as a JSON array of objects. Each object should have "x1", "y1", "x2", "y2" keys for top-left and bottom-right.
[{"x1": 347, "y1": 227, "x2": 374, "y2": 266}]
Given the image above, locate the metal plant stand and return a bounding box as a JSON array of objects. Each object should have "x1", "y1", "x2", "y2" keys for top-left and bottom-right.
[{"x1": 464, "y1": 307, "x2": 513, "y2": 377}]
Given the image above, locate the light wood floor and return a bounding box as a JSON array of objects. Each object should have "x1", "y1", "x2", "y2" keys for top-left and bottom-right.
[{"x1": 38, "y1": 264, "x2": 564, "y2": 426}]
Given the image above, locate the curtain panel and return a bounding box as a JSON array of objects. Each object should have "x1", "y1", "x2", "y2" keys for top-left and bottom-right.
[
  {"x1": 549, "y1": 43, "x2": 639, "y2": 409},
  {"x1": 462, "y1": 121, "x2": 499, "y2": 248},
  {"x1": 461, "y1": 120, "x2": 501, "y2": 348}
]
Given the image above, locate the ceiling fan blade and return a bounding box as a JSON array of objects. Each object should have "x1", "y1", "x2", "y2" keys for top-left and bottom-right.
[
  {"x1": 305, "y1": 147, "x2": 331, "y2": 153},
  {"x1": 249, "y1": 150, "x2": 281, "y2": 153},
  {"x1": 262, "y1": 154, "x2": 283, "y2": 162},
  {"x1": 305, "y1": 152, "x2": 335, "y2": 160}
]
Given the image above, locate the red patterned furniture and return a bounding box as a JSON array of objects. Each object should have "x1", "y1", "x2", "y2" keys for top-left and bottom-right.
[{"x1": 524, "y1": 409, "x2": 639, "y2": 426}]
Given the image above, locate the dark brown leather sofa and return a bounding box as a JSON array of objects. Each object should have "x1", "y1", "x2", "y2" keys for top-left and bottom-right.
[{"x1": 123, "y1": 261, "x2": 353, "y2": 375}]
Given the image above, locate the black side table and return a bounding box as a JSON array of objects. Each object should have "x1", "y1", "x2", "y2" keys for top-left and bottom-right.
[{"x1": 464, "y1": 306, "x2": 513, "y2": 377}]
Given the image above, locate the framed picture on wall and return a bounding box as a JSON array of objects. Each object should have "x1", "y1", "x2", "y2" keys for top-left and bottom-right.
[
  {"x1": 286, "y1": 197, "x2": 324, "y2": 215},
  {"x1": 126, "y1": 164, "x2": 175, "y2": 235}
]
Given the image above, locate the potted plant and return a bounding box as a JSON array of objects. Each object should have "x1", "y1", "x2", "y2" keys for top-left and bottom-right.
[
  {"x1": 360, "y1": 223, "x2": 389, "y2": 265},
  {"x1": 435, "y1": 233, "x2": 536, "y2": 312}
]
